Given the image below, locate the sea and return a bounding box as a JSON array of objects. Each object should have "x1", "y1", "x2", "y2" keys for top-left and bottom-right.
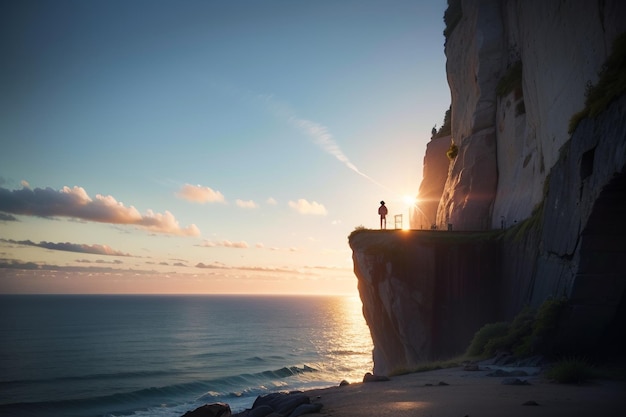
[{"x1": 0, "y1": 294, "x2": 374, "y2": 417}]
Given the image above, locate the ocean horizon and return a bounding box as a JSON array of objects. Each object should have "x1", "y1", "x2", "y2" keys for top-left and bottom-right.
[{"x1": 0, "y1": 294, "x2": 373, "y2": 417}]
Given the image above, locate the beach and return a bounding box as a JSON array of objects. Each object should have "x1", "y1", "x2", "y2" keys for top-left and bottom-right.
[{"x1": 302, "y1": 365, "x2": 626, "y2": 417}]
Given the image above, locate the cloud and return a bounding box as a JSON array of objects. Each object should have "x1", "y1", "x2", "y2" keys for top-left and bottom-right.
[
  {"x1": 196, "y1": 261, "x2": 228, "y2": 269},
  {"x1": 0, "y1": 259, "x2": 150, "y2": 274},
  {"x1": 268, "y1": 246, "x2": 300, "y2": 252},
  {"x1": 198, "y1": 240, "x2": 249, "y2": 249},
  {"x1": 76, "y1": 258, "x2": 124, "y2": 264},
  {"x1": 237, "y1": 265, "x2": 301, "y2": 274},
  {"x1": 0, "y1": 185, "x2": 200, "y2": 236},
  {"x1": 139, "y1": 209, "x2": 201, "y2": 236},
  {"x1": 2, "y1": 238, "x2": 131, "y2": 256},
  {"x1": 236, "y1": 199, "x2": 258, "y2": 209},
  {"x1": 288, "y1": 199, "x2": 328, "y2": 216},
  {"x1": 266, "y1": 197, "x2": 277, "y2": 205},
  {"x1": 258, "y1": 94, "x2": 388, "y2": 189},
  {"x1": 193, "y1": 261, "x2": 301, "y2": 275},
  {"x1": 176, "y1": 184, "x2": 225, "y2": 204}
]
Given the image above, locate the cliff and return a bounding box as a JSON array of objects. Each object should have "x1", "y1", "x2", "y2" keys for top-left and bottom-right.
[
  {"x1": 411, "y1": 135, "x2": 451, "y2": 229},
  {"x1": 438, "y1": 0, "x2": 625, "y2": 230},
  {"x1": 354, "y1": 0, "x2": 626, "y2": 375},
  {"x1": 351, "y1": 230, "x2": 500, "y2": 375}
]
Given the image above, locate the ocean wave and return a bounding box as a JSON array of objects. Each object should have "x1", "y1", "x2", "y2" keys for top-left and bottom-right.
[{"x1": 0, "y1": 364, "x2": 322, "y2": 417}]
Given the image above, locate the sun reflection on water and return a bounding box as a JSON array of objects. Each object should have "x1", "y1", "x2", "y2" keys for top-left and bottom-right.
[{"x1": 311, "y1": 295, "x2": 373, "y2": 383}]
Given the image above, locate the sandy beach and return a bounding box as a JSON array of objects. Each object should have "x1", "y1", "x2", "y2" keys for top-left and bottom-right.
[{"x1": 304, "y1": 365, "x2": 626, "y2": 417}]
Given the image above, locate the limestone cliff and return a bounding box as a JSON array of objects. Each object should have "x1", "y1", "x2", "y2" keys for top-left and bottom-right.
[{"x1": 354, "y1": 0, "x2": 626, "y2": 375}]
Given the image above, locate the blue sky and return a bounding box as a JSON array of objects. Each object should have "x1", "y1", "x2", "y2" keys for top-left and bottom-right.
[{"x1": 0, "y1": 0, "x2": 450, "y2": 294}]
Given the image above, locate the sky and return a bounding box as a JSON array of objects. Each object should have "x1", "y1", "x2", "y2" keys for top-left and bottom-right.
[{"x1": 0, "y1": 0, "x2": 450, "y2": 295}]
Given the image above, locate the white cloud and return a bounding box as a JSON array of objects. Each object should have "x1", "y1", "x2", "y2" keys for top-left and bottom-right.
[
  {"x1": 176, "y1": 184, "x2": 225, "y2": 204},
  {"x1": 0, "y1": 185, "x2": 200, "y2": 236},
  {"x1": 199, "y1": 239, "x2": 249, "y2": 249},
  {"x1": 266, "y1": 197, "x2": 277, "y2": 205},
  {"x1": 288, "y1": 198, "x2": 328, "y2": 216},
  {"x1": 257, "y1": 93, "x2": 387, "y2": 189},
  {"x1": 236, "y1": 199, "x2": 258, "y2": 209}
]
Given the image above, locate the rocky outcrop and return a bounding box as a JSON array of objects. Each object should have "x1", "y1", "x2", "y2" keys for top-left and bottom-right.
[{"x1": 182, "y1": 393, "x2": 323, "y2": 417}]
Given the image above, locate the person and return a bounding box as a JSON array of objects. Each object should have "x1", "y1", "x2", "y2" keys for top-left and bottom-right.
[{"x1": 378, "y1": 200, "x2": 388, "y2": 229}]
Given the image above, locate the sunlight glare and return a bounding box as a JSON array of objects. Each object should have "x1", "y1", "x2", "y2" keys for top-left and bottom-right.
[{"x1": 403, "y1": 194, "x2": 417, "y2": 207}]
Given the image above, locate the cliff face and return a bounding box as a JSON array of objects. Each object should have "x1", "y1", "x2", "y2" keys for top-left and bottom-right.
[
  {"x1": 437, "y1": 0, "x2": 626, "y2": 230},
  {"x1": 351, "y1": 231, "x2": 500, "y2": 376},
  {"x1": 411, "y1": 135, "x2": 450, "y2": 229},
  {"x1": 353, "y1": 0, "x2": 626, "y2": 375}
]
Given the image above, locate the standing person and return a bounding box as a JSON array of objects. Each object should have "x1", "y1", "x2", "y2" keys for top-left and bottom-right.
[{"x1": 378, "y1": 200, "x2": 388, "y2": 229}]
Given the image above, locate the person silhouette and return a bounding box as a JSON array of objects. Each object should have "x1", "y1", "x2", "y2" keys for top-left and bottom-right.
[{"x1": 378, "y1": 201, "x2": 388, "y2": 229}]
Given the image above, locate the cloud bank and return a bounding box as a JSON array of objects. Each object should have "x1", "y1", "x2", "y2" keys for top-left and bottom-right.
[
  {"x1": 0, "y1": 186, "x2": 200, "y2": 236},
  {"x1": 2, "y1": 239, "x2": 131, "y2": 256}
]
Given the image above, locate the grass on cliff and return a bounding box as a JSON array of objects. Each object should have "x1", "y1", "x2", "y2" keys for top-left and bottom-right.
[
  {"x1": 568, "y1": 31, "x2": 626, "y2": 134},
  {"x1": 432, "y1": 106, "x2": 452, "y2": 139},
  {"x1": 349, "y1": 227, "x2": 503, "y2": 249},
  {"x1": 446, "y1": 140, "x2": 458, "y2": 160}
]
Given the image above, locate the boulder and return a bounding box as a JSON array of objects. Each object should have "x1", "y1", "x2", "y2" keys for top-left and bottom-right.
[{"x1": 182, "y1": 403, "x2": 231, "y2": 417}]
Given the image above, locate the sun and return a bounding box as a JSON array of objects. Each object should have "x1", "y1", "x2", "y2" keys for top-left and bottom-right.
[{"x1": 402, "y1": 195, "x2": 417, "y2": 206}]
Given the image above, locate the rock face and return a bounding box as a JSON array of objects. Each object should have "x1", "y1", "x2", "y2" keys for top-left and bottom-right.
[
  {"x1": 411, "y1": 135, "x2": 451, "y2": 229},
  {"x1": 352, "y1": 231, "x2": 500, "y2": 376},
  {"x1": 353, "y1": 0, "x2": 626, "y2": 375},
  {"x1": 436, "y1": 0, "x2": 626, "y2": 230}
]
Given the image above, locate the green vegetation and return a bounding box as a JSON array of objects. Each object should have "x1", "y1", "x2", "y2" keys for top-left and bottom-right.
[
  {"x1": 433, "y1": 106, "x2": 452, "y2": 139},
  {"x1": 568, "y1": 31, "x2": 626, "y2": 134},
  {"x1": 446, "y1": 140, "x2": 458, "y2": 160},
  {"x1": 443, "y1": 0, "x2": 462, "y2": 42},
  {"x1": 466, "y1": 322, "x2": 509, "y2": 357},
  {"x1": 545, "y1": 357, "x2": 595, "y2": 384},
  {"x1": 483, "y1": 307, "x2": 535, "y2": 357},
  {"x1": 465, "y1": 297, "x2": 569, "y2": 359},
  {"x1": 496, "y1": 60, "x2": 523, "y2": 98},
  {"x1": 503, "y1": 199, "x2": 544, "y2": 242}
]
